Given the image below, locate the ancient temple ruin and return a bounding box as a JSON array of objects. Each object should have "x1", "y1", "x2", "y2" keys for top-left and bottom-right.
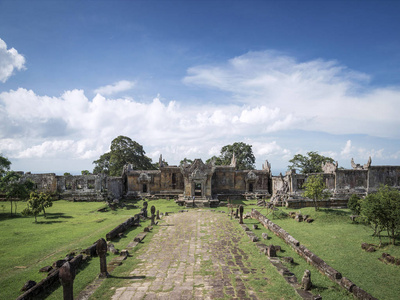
[
  {"x1": 271, "y1": 157, "x2": 400, "y2": 208},
  {"x1": 16, "y1": 156, "x2": 400, "y2": 208}
]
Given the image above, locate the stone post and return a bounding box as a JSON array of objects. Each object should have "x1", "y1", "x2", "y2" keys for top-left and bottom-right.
[
  {"x1": 239, "y1": 205, "x2": 244, "y2": 224},
  {"x1": 150, "y1": 205, "x2": 156, "y2": 226},
  {"x1": 96, "y1": 238, "x2": 108, "y2": 278},
  {"x1": 59, "y1": 261, "x2": 75, "y2": 300},
  {"x1": 156, "y1": 209, "x2": 160, "y2": 220},
  {"x1": 301, "y1": 269, "x2": 312, "y2": 290},
  {"x1": 142, "y1": 201, "x2": 148, "y2": 218}
]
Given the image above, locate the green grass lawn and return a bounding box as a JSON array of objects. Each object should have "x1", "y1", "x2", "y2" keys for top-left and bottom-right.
[
  {"x1": 236, "y1": 202, "x2": 400, "y2": 300},
  {"x1": 0, "y1": 198, "x2": 181, "y2": 300},
  {"x1": 2, "y1": 198, "x2": 400, "y2": 300}
]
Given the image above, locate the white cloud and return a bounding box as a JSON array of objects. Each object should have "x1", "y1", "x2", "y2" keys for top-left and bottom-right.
[
  {"x1": 94, "y1": 80, "x2": 136, "y2": 95},
  {"x1": 0, "y1": 38, "x2": 26, "y2": 82},
  {"x1": 183, "y1": 50, "x2": 400, "y2": 139},
  {"x1": 340, "y1": 140, "x2": 352, "y2": 157},
  {"x1": 1, "y1": 50, "x2": 399, "y2": 174}
]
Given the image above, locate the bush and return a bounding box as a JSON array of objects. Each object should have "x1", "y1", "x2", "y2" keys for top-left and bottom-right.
[{"x1": 348, "y1": 194, "x2": 362, "y2": 215}]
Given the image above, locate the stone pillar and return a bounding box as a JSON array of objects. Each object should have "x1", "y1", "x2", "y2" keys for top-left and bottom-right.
[
  {"x1": 239, "y1": 205, "x2": 244, "y2": 224},
  {"x1": 142, "y1": 201, "x2": 148, "y2": 218},
  {"x1": 156, "y1": 210, "x2": 160, "y2": 220},
  {"x1": 96, "y1": 238, "x2": 108, "y2": 278},
  {"x1": 267, "y1": 245, "x2": 276, "y2": 257},
  {"x1": 301, "y1": 269, "x2": 312, "y2": 290},
  {"x1": 59, "y1": 262, "x2": 75, "y2": 300},
  {"x1": 150, "y1": 205, "x2": 156, "y2": 226}
]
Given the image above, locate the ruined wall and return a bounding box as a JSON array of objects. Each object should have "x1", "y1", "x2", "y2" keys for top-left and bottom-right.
[
  {"x1": 160, "y1": 167, "x2": 184, "y2": 191},
  {"x1": 211, "y1": 166, "x2": 236, "y2": 194},
  {"x1": 22, "y1": 173, "x2": 58, "y2": 193},
  {"x1": 107, "y1": 177, "x2": 124, "y2": 199},
  {"x1": 125, "y1": 170, "x2": 160, "y2": 195},
  {"x1": 335, "y1": 169, "x2": 368, "y2": 194},
  {"x1": 56, "y1": 174, "x2": 107, "y2": 201},
  {"x1": 367, "y1": 166, "x2": 400, "y2": 193},
  {"x1": 212, "y1": 168, "x2": 270, "y2": 196}
]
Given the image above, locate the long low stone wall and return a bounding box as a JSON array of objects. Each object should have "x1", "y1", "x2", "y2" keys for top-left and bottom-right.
[
  {"x1": 16, "y1": 255, "x2": 84, "y2": 300},
  {"x1": 250, "y1": 209, "x2": 378, "y2": 300}
]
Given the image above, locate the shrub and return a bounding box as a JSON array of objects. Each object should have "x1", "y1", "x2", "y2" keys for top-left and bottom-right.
[{"x1": 348, "y1": 194, "x2": 362, "y2": 215}]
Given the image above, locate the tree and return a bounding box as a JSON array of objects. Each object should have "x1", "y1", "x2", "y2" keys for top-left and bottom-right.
[
  {"x1": 288, "y1": 151, "x2": 335, "y2": 174},
  {"x1": 208, "y1": 142, "x2": 255, "y2": 170},
  {"x1": 0, "y1": 171, "x2": 35, "y2": 216},
  {"x1": 303, "y1": 174, "x2": 330, "y2": 211},
  {"x1": 179, "y1": 158, "x2": 193, "y2": 166},
  {"x1": 348, "y1": 194, "x2": 362, "y2": 215},
  {"x1": 81, "y1": 170, "x2": 90, "y2": 175},
  {"x1": 93, "y1": 136, "x2": 155, "y2": 176},
  {"x1": 22, "y1": 192, "x2": 42, "y2": 223},
  {"x1": 0, "y1": 154, "x2": 11, "y2": 177},
  {"x1": 361, "y1": 185, "x2": 400, "y2": 245},
  {"x1": 63, "y1": 172, "x2": 71, "y2": 176}
]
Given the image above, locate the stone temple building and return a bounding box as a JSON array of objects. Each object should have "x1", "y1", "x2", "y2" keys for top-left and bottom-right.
[
  {"x1": 271, "y1": 157, "x2": 400, "y2": 208},
  {"x1": 18, "y1": 155, "x2": 272, "y2": 207},
  {"x1": 15, "y1": 156, "x2": 400, "y2": 208}
]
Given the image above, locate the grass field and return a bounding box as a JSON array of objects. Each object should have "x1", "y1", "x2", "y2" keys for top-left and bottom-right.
[
  {"x1": 1, "y1": 199, "x2": 400, "y2": 299},
  {"x1": 238, "y1": 203, "x2": 400, "y2": 300},
  {"x1": 0, "y1": 198, "x2": 180, "y2": 300}
]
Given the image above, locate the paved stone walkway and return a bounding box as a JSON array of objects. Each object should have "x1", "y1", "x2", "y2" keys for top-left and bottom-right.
[{"x1": 111, "y1": 210, "x2": 260, "y2": 300}]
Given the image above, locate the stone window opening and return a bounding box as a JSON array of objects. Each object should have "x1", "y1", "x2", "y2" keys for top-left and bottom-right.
[{"x1": 172, "y1": 173, "x2": 177, "y2": 189}]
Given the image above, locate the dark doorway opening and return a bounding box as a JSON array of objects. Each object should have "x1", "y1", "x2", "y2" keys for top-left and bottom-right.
[
  {"x1": 142, "y1": 184, "x2": 147, "y2": 193},
  {"x1": 195, "y1": 183, "x2": 202, "y2": 196},
  {"x1": 249, "y1": 183, "x2": 254, "y2": 192}
]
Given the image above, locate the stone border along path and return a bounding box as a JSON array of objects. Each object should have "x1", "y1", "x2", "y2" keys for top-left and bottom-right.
[{"x1": 110, "y1": 210, "x2": 271, "y2": 300}]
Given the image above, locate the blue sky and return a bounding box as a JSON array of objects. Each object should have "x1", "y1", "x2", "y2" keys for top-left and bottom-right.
[{"x1": 0, "y1": 0, "x2": 399, "y2": 175}]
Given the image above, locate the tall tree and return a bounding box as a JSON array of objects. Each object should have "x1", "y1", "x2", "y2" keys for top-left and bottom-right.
[
  {"x1": 0, "y1": 171, "x2": 35, "y2": 216},
  {"x1": 0, "y1": 154, "x2": 11, "y2": 177},
  {"x1": 288, "y1": 151, "x2": 335, "y2": 174},
  {"x1": 303, "y1": 174, "x2": 330, "y2": 211},
  {"x1": 93, "y1": 136, "x2": 155, "y2": 176},
  {"x1": 209, "y1": 142, "x2": 255, "y2": 170}
]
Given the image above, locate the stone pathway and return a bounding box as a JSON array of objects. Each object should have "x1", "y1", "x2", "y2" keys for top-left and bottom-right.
[{"x1": 111, "y1": 210, "x2": 260, "y2": 300}]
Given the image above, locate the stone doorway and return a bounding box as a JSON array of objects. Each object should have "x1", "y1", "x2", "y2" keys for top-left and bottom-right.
[
  {"x1": 142, "y1": 184, "x2": 147, "y2": 193},
  {"x1": 249, "y1": 183, "x2": 254, "y2": 192},
  {"x1": 194, "y1": 183, "x2": 202, "y2": 196}
]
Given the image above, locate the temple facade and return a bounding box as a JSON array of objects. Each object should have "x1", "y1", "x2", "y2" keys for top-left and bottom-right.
[{"x1": 14, "y1": 156, "x2": 400, "y2": 208}]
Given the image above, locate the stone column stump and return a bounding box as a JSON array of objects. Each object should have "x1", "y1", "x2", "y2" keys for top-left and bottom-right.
[
  {"x1": 59, "y1": 261, "x2": 75, "y2": 300},
  {"x1": 96, "y1": 238, "x2": 108, "y2": 278},
  {"x1": 239, "y1": 205, "x2": 244, "y2": 224}
]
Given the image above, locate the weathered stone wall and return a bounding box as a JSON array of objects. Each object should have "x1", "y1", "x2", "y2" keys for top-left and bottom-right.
[
  {"x1": 335, "y1": 169, "x2": 368, "y2": 193},
  {"x1": 56, "y1": 174, "x2": 107, "y2": 201},
  {"x1": 367, "y1": 166, "x2": 400, "y2": 192},
  {"x1": 212, "y1": 168, "x2": 271, "y2": 195},
  {"x1": 212, "y1": 166, "x2": 237, "y2": 194},
  {"x1": 22, "y1": 173, "x2": 58, "y2": 193},
  {"x1": 107, "y1": 176, "x2": 123, "y2": 199}
]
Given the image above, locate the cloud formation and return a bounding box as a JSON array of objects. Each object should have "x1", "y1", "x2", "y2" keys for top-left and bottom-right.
[
  {"x1": 0, "y1": 38, "x2": 26, "y2": 82},
  {"x1": 184, "y1": 51, "x2": 400, "y2": 138},
  {"x1": 94, "y1": 80, "x2": 136, "y2": 95},
  {"x1": 0, "y1": 50, "x2": 399, "y2": 173}
]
